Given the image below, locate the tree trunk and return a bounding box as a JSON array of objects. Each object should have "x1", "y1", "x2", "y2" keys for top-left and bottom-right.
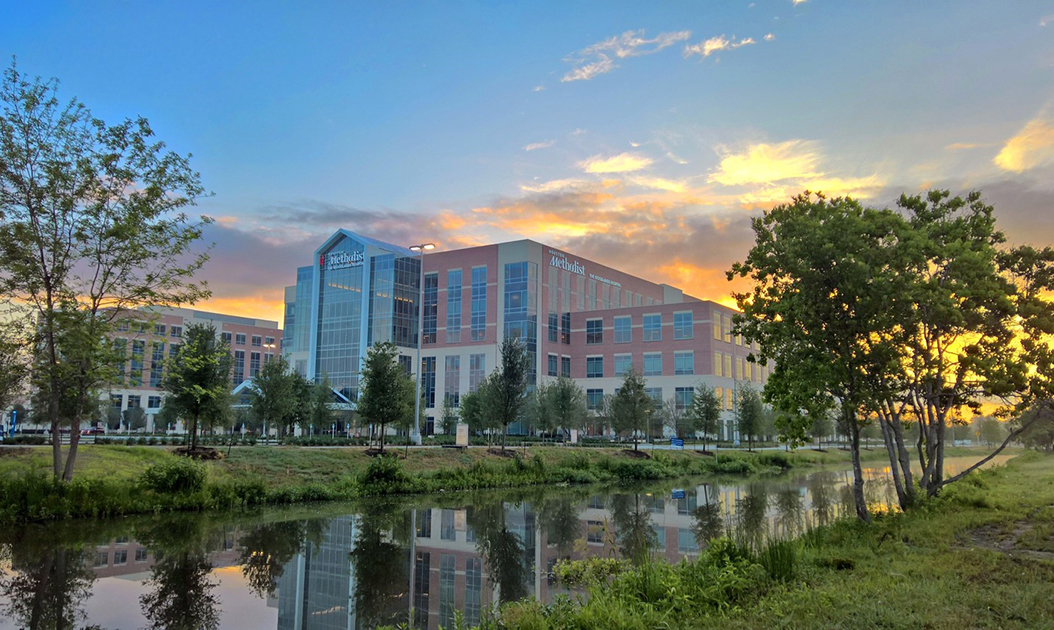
[
  {"x1": 849, "y1": 417, "x2": 871, "y2": 523},
  {"x1": 62, "y1": 428, "x2": 81, "y2": 483},
  {"x1": 879, "y1": 417, "x2": 908, "y2": 511},
  {"x1": 378, "y1": 421, "x2": 386, "y2": 453},
  {"x1": 502, "y1": 424, "x2": 507, "y2": 454},
  {"x1": 191, "y1": 412, "x2": 200, "y2": 451},
  {"x1": 889, "y1": 416, "x2": 916, "y2": 506}
]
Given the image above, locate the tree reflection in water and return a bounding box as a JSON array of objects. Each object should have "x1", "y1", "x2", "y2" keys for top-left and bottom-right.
[
  {"x1": 610, "y1": 494, "x2": 656, "y2": 566},
  {"x1": 692, "y1": 483, "x2": 725, "y2": 548},
  {"x1": 467, "y1": 501, "x2": 529, "y2": 604},
  {"x1": 538, "y1": 496, "x2": 581, "y2": 554},
  {"x1": 735, "y1": 484, "x2": 769, "y2": 550},
  {"x1": 775, "y1": 486, "x2": 806, "y2": 538},
  {"x1": 808, "y1": 471, "x2": 838, "y2": 527},
  {"x1": 0, "y1": 536, "x2": 95, "y2": 630},
  {"x1": 135, "y1": 515, "x2": 224, "y2": 630},
  {"x1": 238, "y1": 518, "x2": 329, "y2": 598},
  {"x1": 350, "y1": 500, "x2": 410, "y2": 628}
]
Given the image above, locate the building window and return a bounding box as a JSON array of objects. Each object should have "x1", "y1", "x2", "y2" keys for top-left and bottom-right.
[
  {"x1": 424, "y1": 272, "x2": 438, "y2": 344},
  {"x1": 503, "y1": 261, "x2": 538, "y2": 386},
  {"x1": 725, "y1": 388, "x2": 733, "y2": 410},
  {"x1": 723, "y1": 315, "x2": 733, "y2": 343},
  {"x1": 422, "y1": 356, "x2": 436, "y2": 407},
  {"x1": 465, "y1": 558, "x2": 482, "y2": 627},
  {"x1": 643, "y1": 314, "x2": 662, "y2": 342},
  {"x1": 130, "y1": 340, "x2": 145, "y2": 386},
  {"x1": 170, "y1": 325, "x2": 182, "y2": 338},
  {"x1": 94, "y1": 552, "x2": 108, "y2": 568},
  {"x1": 441, "y1": 509, "x2": 456, "y2": 540},
  {"x1": 446, "y1": 269, "x2": 462, "y2": 343},
  {"x1": 548, "y1": 312, "x2": 559, "y2": 343},
  {"x1": 587, "y1": 520, "x2": 605, "y2": 544},
  {"x1": 678, "y1": 528, "x2": 699, "y2": 553},
  {"x1": 416, "y1": 508, "x2": 432, "y2": 537},
  {"x1": 236, "y1": 333, "x2": 246, "y2": 345},
  {"x1": 221, "y1": 332, "x2": 232, "y2": 344},
  {"x1": 471, "y1": 266, "x2": 487, "y2": 341},
  {"x1": 154, "y1": 324, "x2": 166, "y2": 336},
  {"x1": 251, "y1": 335, "x2": 262, "y2": 347},
  {"x1": 725, "y1": 354, "x2": 733, "y2": 379},
  {"x1": 548, "y1": 354, "x2": 558, "y2": 377},
  {"x1": 561, "y1": 356, "x2": 571, "y2": 378},
  {"x1": 135, "y1": 548, "x2": 149, "y2": 562},
  {"x1": 614, "y1": 354, "x2": 632, "y2": 377},
  {"x1": 586, "y1": 356, "x2": 603, "y2": 378},
  {"x1": 444, "y1": 356, "x2": 460, "y2": 407},
  {"x1": 127, "y1": 395, "x2": 141, "y2": 408},
  {"x1": 675, "y1": 351, "x2": 694, "y2": 375},
  {"x1": 673, "y1": 312, "x2": 693, "y2": 340},
  {"x1": 149, "y1": 342, "x2": 165, "y2": 387},
  {"x1": 148, "y1": 395, "x2": 162, "y2": 409},
  {"x1": 113, "y1": 550, "x2": 128, "y2": 565},
  {"x1": 250, "y1": 352, "x2": 261, "y2": 378},
  {"x1": 586, "y1": 319, "x2": 603, "y2": 345},
  {"x1": 675, "y1": 387, "x2": 693, "y2": 411},
  {"x1": 469, "y1": 354, "x2": 485, "y2": 392},
  {"x1": 643, "y1": 353, "x2": 662, "y2": 376},
  {"x1": 561, "y1": 312, "x2": 571, "y2": 345},
  {"x1": 713, "y1": 314, "x2": 722, "y2": 340},
  {"x1": 111, "y1": 394, "x2": 123, "y2": 409},
  {"x1": 264, "y1": 336, "x2": 275, "y2": 346},
  {"x1": 713, "y1": 352, "x2": 723, "y2": 377},
  {"x1": 614, "y1": 315, "x2": 632, "y2": 344},
  {"x1": 233, "y1": 350, "x2": 245, "y2": 386},
  {"x1": 587, "y1": 388, "x2": 604, "y2": 410},
  {"x1": 644, "y1": 388, "x2": 663, "y2": 410},
  {"x1": 112, "y1": 338, "x2": 127, "y2": 384}
]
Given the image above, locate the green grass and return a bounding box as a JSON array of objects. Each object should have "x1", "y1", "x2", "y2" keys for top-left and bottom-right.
[{"x1": 478, "y1": 451, "x2": 1054, "y2": 630}]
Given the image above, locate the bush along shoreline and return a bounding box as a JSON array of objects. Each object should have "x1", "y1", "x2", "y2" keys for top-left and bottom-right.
[{"x1": 0, "y1": 447, "x2": 813, "y2": 525}]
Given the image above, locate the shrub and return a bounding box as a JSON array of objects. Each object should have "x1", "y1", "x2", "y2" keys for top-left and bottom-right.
[
  {"x1": 359, "y1": 455, "x2": 411, "y2": 494},
  {"x1": 139, "y1": 457, "x2": 207, "y2": 494},
  {"x1": 758, "y1": 539, "x2": 801, "y2": 581}
]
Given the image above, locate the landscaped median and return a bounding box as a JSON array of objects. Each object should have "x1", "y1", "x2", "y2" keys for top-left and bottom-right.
[
  {"x1": 0, "y1": 444, "x2": 871, "y2": 524},
  {"x1": 474, "y1": 451, "x2": 1054, "y2": 630}
]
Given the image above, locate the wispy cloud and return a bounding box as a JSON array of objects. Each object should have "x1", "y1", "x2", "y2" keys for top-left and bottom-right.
[
  {"x1": 945, "y1": 142, "x2": 990, "y2": 151},
  {"x1": 793, "y1": 0, "x2": 807, "y2": 5},
  {"x1": 578, "y1": 152, "x2": 655, "y2": 173},
  {"x1": 523, "y1": 140, "x2": 555, "y2": 151},
  {"x1": 533, "y1": 85, "x2": 545, "y2": 92},
  {"x1": 708, "y1": 140, "x2": 822, "y2": 185},
  {"x1": 1040, "y1": 14, "x2": 1054, "y2": 26},
  {"x1": 562, "y1": 29, "x2": 692, "y2": 82},
  {"x1": 994, "y1": 113, "x2": 1054, "y2": 172},
  {"x1": 627, "y1": 176, "x2": 689, "y2": 193},
  {"x1": 684, "y1": 35, "x2": 756, "y2": 59},
  {"x1": 764, "y1": 33, "x2": 775, "y2": 41}
]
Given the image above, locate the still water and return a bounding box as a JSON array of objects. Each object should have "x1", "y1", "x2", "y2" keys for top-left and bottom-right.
[{"x1": 0, "y1": 455, "x2": 1006, "y2": 630}]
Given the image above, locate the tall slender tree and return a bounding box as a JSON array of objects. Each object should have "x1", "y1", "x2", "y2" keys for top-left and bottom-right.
[
  {"x1": 611, "y1": 370, "x2": 653, "y2": 451},
  {"x1": 357, "y1": 341, "x2": 415, "y2": 453},
  {"x1": 160, "y1": 324, "x2": 232, "y2": 452},
  {"x1": 687, "y1": 383, "x2": 722, "y2": 452},
  {"x1": 0, "y1": 62, "x2": 210, "y2": 479},
  {"x1": 249, "y1": 355, "x2": 296, "y2": 437},
  {"x1": 486, "y1": 337, "x2": 531, "y2": 453}
]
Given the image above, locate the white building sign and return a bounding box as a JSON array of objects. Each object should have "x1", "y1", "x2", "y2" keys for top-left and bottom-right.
[{"x1": 321, "y1": 250, "x2": 364, "y2": 271}]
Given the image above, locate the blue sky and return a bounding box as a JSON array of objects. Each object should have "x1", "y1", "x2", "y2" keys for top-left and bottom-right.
[{"x1": 4, "y1": 1, "x2": 1054, "y2": 322}]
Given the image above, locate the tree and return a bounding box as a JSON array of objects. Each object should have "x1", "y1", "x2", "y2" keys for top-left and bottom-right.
[
  {"x1": 687, "y1": 383, "x2": 721, "y2": 452},
  {"x1": 287, "y1": 370, "x2": 312, "y2": 433},
  {"x1": 735, "y1": 384, "x2": 764, "y2": 451},
  {"x1": 810, "y1": 411, "x2": 834, "y2": 448},
  {"x1": 249, "y1": 355, "x2": 296, "y2": 437},
  {"x1": 729, "y1": 193, "x2": 907, "y2": 521},
  {"x1": 660, "y1": 398, "x2": 688, "y2": 438},
  {"x1": 536, "y1": 377, "x2": 587, "y2": 437},
  {"x1": 459, "y1": 386, "x2": 487, "y2": 436},
  {"x1": 978, "y1": 417, "x2": 1005, "y2": 448},
  {"x1": 487, "y1": 337, "x2": 531, "y2": 453},
  {"x1": 440, "y1": 395, "x2": 459, "y2": 435},
  {"x1": 124, "y1": 406, "x2": 147, "y2": 432},
  {"x1": 106, "y1": 406, "x2": 123, "y2": 432},
  {"x1": 309, "y1": 373, "x2": 335, "y2": 434},
  {"x1": 357, "y1": 341, "x2": 415, "y2": 453},
  {"x1": 1018, "y1": 405, "x2": 1054, "y2": 452},
  {"x1": 160, "y1": 324, "x2": 232, "y2": 452},
  {"x1": 0, "y1": 315, "x2": 30, "y2": 419},
  {"x1": 611, "y1": 370, "x2": 653, "y2": 451},
  {"x1": 0, "y1": 62, "x2": 210, "y2": 480}
]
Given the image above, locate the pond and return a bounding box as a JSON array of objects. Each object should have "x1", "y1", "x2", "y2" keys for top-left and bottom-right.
[{"x1": 0, "y1": 454, "x2": 1007, "y2": 630}]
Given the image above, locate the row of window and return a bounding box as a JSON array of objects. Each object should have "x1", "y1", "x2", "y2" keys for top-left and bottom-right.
[
  {"x1": 585, "y1": 351, "x2": 694, "y2": 378},
  {"x1": 220, "y1": 332, "x2": 277, "y2": 347},
  {"x1": 584, "y1": 385, "x2": 735, "y2": 411},
  {"x1": 93, "y1": 547, "x2": 150, "y2": 568},
  {"x1": 115, "y1": 321, "x2": 182, "y2": 338},
  {"x1": 422, "y1": 353, "x2": 487, "y2": 408},
  {"x1": 586, "y1": 312, "x2": 695, "y2": 345},
  {"x1": 110, "y1": 394, "x2": 163, "y2": 410},
  {"x1": 425, "y1": 266, "x2": 489, "y2": 344}
]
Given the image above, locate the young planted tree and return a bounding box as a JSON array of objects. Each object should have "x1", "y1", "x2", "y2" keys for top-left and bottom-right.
[
  {"x1": 357, "y1": 341, "x2": 415, "y2": 453},
  {"x1": 541, "y1": 377, "x2": 587, "y2": 438},
  {"x1": 611, "y1": 370, "x2": 653, "y2": 452},
  {"x1": 249, "y1": 355, "x2": 296, "y2": 437},
  {"x1": 687, "y1": 383, "x2": 721, "y2": 452},
  {"x1": 810, "y1": 411, "x2": 834, "y2": 448},
  {"x1": 440, "y1": 395, "x2": 459, "y2": 436},
  {"x1": 309, "y1": 373, "x2": 336, "y2": 435},
  {"x1": 735, "y1": 384, "x2": 764, "y2": 451},
  {"x1": 486, "y1": 337, "x2": 531, "y2": 453},
  {"x1": 160, "y1": 324, "x2": 232, "y2": 452},
  {"x1": 978, "y1": 417, "x2": 1005, "y2": 448},
  {"x1": 0, "y1": 63, "x2": 210, "y2": 479},
  {"x1": 0, "y1": 316, "x2": 31, "y2": 419},
  {"x1": 124, "y1": 407, "x2": 147, "y2": 432}
]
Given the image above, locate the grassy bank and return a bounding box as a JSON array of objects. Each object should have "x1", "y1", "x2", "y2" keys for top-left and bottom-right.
[
  {"x1": 0, "y1": 443, "x2": 900, "y2": 524},
  {"x1": 479, "y1": 451, "x2": 1054, "y2": 630}
]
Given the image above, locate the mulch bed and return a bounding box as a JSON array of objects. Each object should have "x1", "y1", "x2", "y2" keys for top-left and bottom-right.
[
  {"x1": 694, "y1": 450, "x2": 716, "y2": 457},
  {"x1": 487, "y1": 448, "x2": 519, "y2": 458},
  {"x1": 621, "y1": 449, "x2": 651, "y2": 459},
  {"x1": 174, "y1": 446, "x2": 223, "y2": 460}
]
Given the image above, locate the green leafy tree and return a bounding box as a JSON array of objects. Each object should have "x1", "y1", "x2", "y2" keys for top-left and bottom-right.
[
  {"x1": 467, "y1": 501, "x2": 529, "y2": 603},
  {"x1": 287, "y1": 370, "x2": 312, "y2": 433},
  {"x1": 978, "y1": 417, "x2": 1004, "y2": 448},
  {"x1": 249, "y1": 354, "x2": 296, "y2": 437},
  {"x1": 487, "y1": 337, "x2": 531, "y2": 453},
  {"x1": 810, "y1": 411, "x2": 834, "y2": 447},
  {"x1": 106, "y1": 406, "x2": 123, "y2": 432},
  {"x1": 124, "y1": 406, "x2": 147, "y2": 432},
  {"x1": 0, "y1": 316, "x2": 31, "y2": 418},
  {"x1": 357, "y1": 341, "x2": 415, "y2": 453},
  {"x1": 0, "y1": 62, "x2": 210, "y2": 480},
  {"x1": 729, "y1": 193, "x2": 907, "y2": 521},
  {"x1": 460, "y1": 384, "x2": 496, "y2": 438},
  {"x1": 735, "y1": 384, "x2": 764, "y2": 451},
  {"x1": 610, "y1": 493, "x2": 656, "y2": 565},
  {"x1": 1018, "y1": 405, "x2": 1054, "y2": 452},
  {"x1": 611, "y1": 370, "x2": 653, "y2": 451},
  {"x1": 537, "y1": 377, "x2": 587, "y2": 438},
  {"x1": 440, "y1": 395, "x2": 459, "y2": 435},
  {"x1": 687, "y1": 383, "x2": 721, "y2": 452},
  {"x1": 309, "y1": 373, "x2": 336, "y2": 434},
  {"x1": 160, "y1": 324, "x2": 232, "y2": 451}
]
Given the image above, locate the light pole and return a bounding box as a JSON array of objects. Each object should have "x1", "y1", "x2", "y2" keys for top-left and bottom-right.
[
  {"x1": 409, "y1": 243, "x2": 435, "y2": 446},
  {"x1": 262, "y1": 342, "x2": 276, "y2": 443}
]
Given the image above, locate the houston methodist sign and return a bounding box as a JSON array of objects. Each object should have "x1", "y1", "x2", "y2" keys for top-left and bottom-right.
[
  {"x1": 320, "y1": 250, "x2": 365, "y2": 271},
  {"x1": 548, "y1": 250, "x2": 585, "y2": 276}
]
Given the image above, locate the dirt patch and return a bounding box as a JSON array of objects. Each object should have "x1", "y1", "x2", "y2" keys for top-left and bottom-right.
[
  {"x1": 694, "y1": 450, "x2": 716, "y2": 457},
  {"x1": 621, "y1": 449, "x2": 651, "y2": 459},
  {"x1": 487, "y1": 448, "x2": 519, "y2": 458},
  {"x1": 0, "y1": 447, "x2": 31, "y2": 458},
  {"x1": 173, "y1": 446, "x2": 224, "y2": 460},
  {"x1": 964, "y1": 516, "x2": 1054, "y2": 561}
]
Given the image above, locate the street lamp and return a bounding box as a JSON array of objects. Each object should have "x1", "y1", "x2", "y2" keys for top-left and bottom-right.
[
  {"x1": 408, "y1": 243, "x2": 435, "y2": 446},
  {"x1": 262, "y1": 342, "x2": 276, "y2": 443}
]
